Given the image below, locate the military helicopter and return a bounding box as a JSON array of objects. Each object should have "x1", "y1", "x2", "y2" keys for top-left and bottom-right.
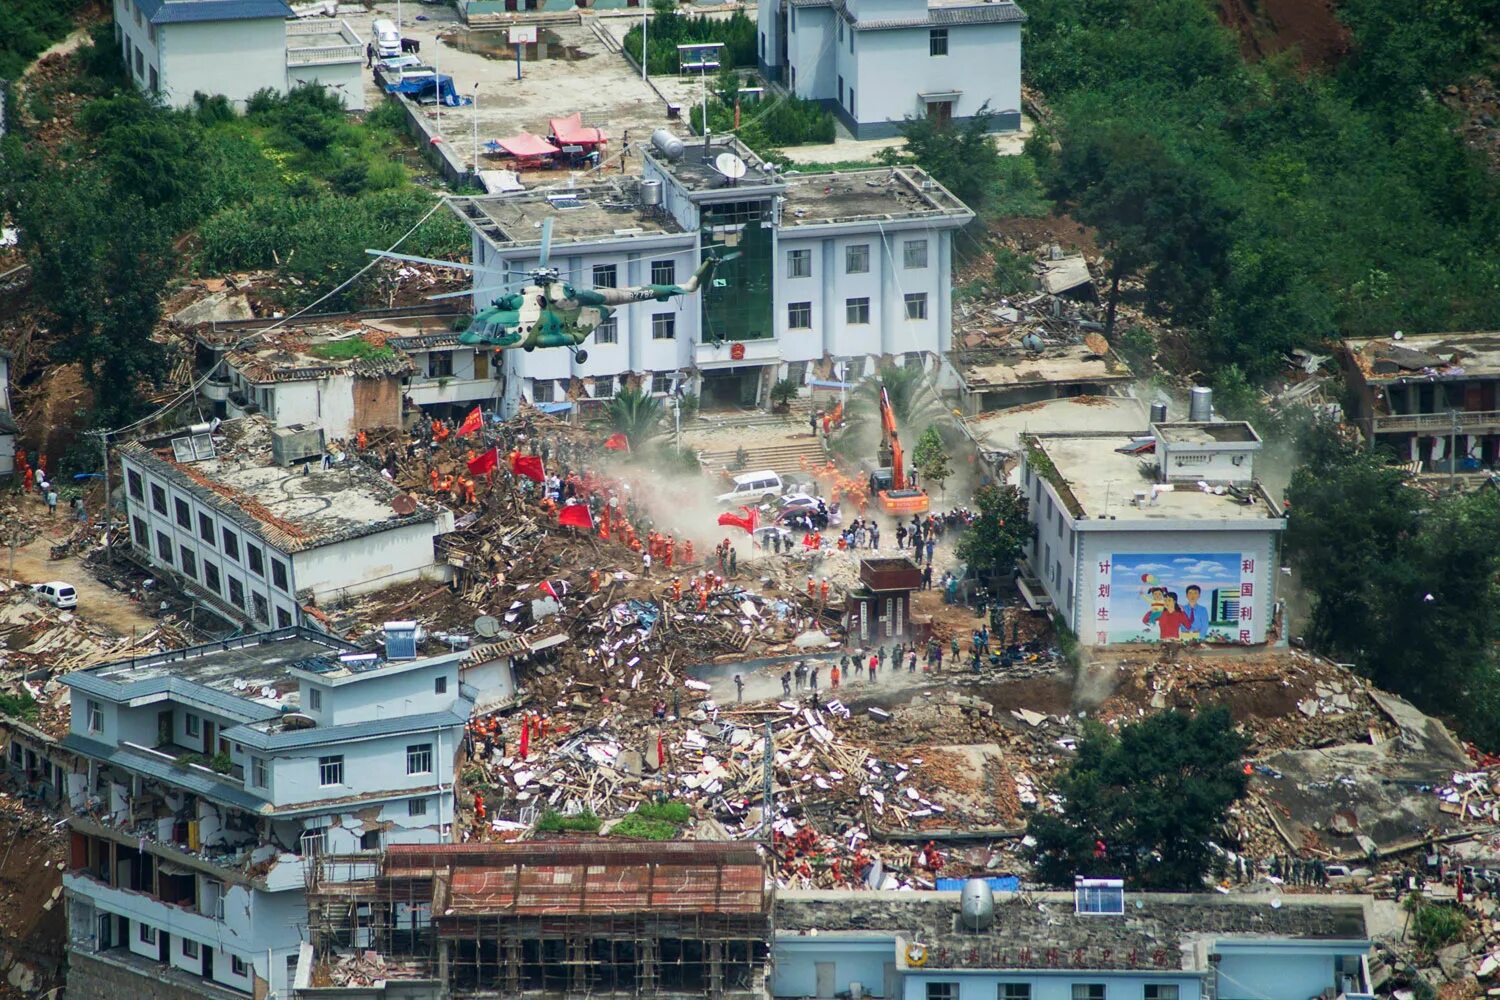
[{"x1": 369, "y1": 218, "x2": 730, "y2": 364}]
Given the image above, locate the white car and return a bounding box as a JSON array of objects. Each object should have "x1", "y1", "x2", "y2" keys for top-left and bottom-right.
[
  {"x1": 715, "y1": 470, "x2": 784, "y2": 507},
  {"x1": 752, "y1": 525, "x2": 793, "y2": 549},
  {"x1": 32, "y1": 581, "x2": 77, "y2": 609}
]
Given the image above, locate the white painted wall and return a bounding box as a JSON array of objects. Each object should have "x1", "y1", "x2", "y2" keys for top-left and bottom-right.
[
  {"x1": 255, "y1": 375, "x2": 358, "y2": 438},
  {"x1": 286, "y1": 59, "x2": 366, "y2": 111},
  {"x1": 851, "y1": 20, "x2": 1021, "y2": 126},
  {"x1": 291, "y1": 519, "x2": 449, "y2": 601},
  {"x1": 787, "y1": 7, "x2": 837, "y2": 100},
  {"x1": 160, "y1": 18, "x2": 289, "y2": 108}
]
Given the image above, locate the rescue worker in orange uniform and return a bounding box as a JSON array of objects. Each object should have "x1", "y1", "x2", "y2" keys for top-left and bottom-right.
[{"x1": 589, "y1": 568, "x2": 601, "y2": 592}]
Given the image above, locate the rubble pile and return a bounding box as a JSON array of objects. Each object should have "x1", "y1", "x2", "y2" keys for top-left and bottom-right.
[{"x1": 315, "y1": 950, "x2": 427, "y2": 988}]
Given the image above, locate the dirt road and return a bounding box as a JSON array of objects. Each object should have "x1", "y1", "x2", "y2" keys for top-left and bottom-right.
[{"x1": 3, "y1": 514, "x2": 157, "y2": 635}]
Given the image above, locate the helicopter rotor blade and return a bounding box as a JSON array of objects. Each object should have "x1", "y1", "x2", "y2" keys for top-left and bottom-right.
[
  {"x1": 536, "y1": 217, "x2": 554, "y2": 269},
  {"x1": 365, "y1": 249, "x2": 477, "y2": 271},
  {"x1": 426, "y1": 282, "x2": 521, "y2": 302}
]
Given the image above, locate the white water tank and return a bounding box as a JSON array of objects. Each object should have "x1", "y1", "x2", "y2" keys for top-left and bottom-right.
[
  {"x1": 651, "y1": 128, "x2": 684, "y2": 161},
  {"x1": 1189, "y1": 386, "x2": 1214, "y2": 421},
  {"x1": 960, "y1": 878, "x2": 995, "y2": 930}
]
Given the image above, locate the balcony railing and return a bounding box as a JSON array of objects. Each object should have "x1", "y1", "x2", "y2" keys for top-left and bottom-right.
[{"x1": 1373, "y1": 408, "x2": 1500, "y2": 433}]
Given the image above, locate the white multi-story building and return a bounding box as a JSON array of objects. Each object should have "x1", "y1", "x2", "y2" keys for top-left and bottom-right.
[
  {"x1": 119, "y1": 423, "x2": 452, "y2": 630},
  {"x1": 453, "y1": 137, "x2": 974, "y2": 416},
  {"x1": 112, "y1": 0, "x2": 366, "y2": 110},
  {"x1": 1019, "y1": 420, "x2": 1287, "y2": 646},
  {"x1": 59, "y1": 628, "x2": 473, "y2": 999},
  {"x1": 758, "y1": 0, "x2": 1024, "y2": 137}
]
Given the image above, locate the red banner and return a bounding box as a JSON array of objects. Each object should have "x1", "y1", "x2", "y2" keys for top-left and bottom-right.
[
  {"x1": 716, "y1": 505, "x2": 758, "y2": 534},
  {"x1": 467, "y1": 447, "x2": 498, "y2": 476},
  {"x1": 558, "y1": 504, "x2": 594, "y2": 529},
  {"x1": 604, "y1": 432, "x2": 631, "y2": 452},
  {"x1": 457, "y1": 406, "x2": 483, "y2": 437},
  {"x1": 511, "y1": 453, "x2": 545, "y2": 482}
]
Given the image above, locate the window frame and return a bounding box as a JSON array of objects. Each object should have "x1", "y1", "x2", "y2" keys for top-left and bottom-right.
[
  {"x1": 221, "y1": 528, "x2": 239, "y2": 561},
  {"x1": 203, "y1": 561, "x2": 221, "y2": 594},
  {"x1": 156, "y1": 531, "x2": 174, "y2": 564},
  {"x1": 307, "y1": 688, "x2": 322, "y2": 712},
  {"x1": 87, "y1": 699, "x2": 103, "y2": 734},
  {"x1": 788, "y1": 301, "x2": 813, "y2": 329},
  {"x1": 904, "y1": 292, "x2": 929, "y2": 320},
  {"x1": 173, "y1": 496, "x2": 191, "y2": 528},
  {"x1": 251, "y1": 756, "x2": 267, "y2": 788},
  {"x1": 271, "y1": 558, "x2": 289, "y2": 592},
  {"x1": 127, "y1": 469, "x2": 144, "y2": 501},
  {"x1": 150, "y1": 483, "x2": 167, "y2": 515},
  {"x1": 904, "y1": 238, "x2": 930, "y2": 269},
  {"x1": 185, "y1": 712, "x2": 201, "y2": 738},
  {"x1": 406, "y1": 743, "x2": 433, "y2": 775},
  {"x1": 651, "y1": 313, "x2": 677, "y2": 340},
  {"x1": 408, "y1": 797, "x2": 428, "y2": 817},
  {"x1": 845, "y1": 243, "x2": 870, "y2": 274},
  {"x1": 318, "y1": 755, "x2": 344, "y2": 787},
  {"x1": 999, "y1": 986, "x2": 1031, "y2": 1000},
  {"x1": 650, "y1": 259, "x2": 676, "y2": 285},
  {"x1": 787, "y1": 248, "x2": 812, "y2": 279},
  {"x1": 1071, "y1": 986, "x2": 1106, "y2": 1000},
  {"x1": 929, "y1": 27, "x2": 949, "y2": 55},
  {"x1": 846, "y1": 297, "x2": 871, "y2": 325},
  {"x1": 593, "y1": 315, "x2": 618, "y2": 345},
  {"x1": 197, "y1": 512, "x2": 215, "y2": 545},
  {"x1": 926, "y1": 983, "x2": 959, "y2": 1000},
  {"x1": 182, "y1": 938, "x2": 200, "y2": 959},
  {"x1": 592, "y1": 263, "x2": 618, "y2": 288}
]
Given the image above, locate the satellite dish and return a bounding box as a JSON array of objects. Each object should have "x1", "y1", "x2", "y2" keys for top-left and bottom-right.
[
  {"x1": 392, "y1": 494, "x2": 418, "y2": 516},
  {"x1": 1084, "y1": 332, "x2": 1110, "y2": 356},
  {"x1": 1270, "y1": 897, "x2": 1283, "y2": 909},
  {"x1": 474, "y1": 615, "x2": 501, "y2": 638},
  {"x1": 715, "y1": 152, "x2": 747, "y2": 180}
]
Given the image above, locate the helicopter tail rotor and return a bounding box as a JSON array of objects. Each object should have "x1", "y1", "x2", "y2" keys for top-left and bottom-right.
[{"x1": 536, "y1": 217, "x2": 554, "y2": 270}]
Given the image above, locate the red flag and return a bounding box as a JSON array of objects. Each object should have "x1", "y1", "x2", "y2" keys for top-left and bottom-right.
[
  {"x1": 467, "y1": 447, "x2": 499, "y2": 477},
  {"x1": 716, "y1": 505, "x2": 758, "y2": 535},
  {"x1": 457, "y1": 406, "x2": 483, "y2": 437},
  {"x1": 558, "y1": 504, "x2": 594, "y2": 529},
  {"x1": 511, "y1": 453, "x2": 545, "y2": 482},
  {"x1": 604, "y1": 432, "x2": 631, "y2": 452},
  {"x1": 539, "y1": 580, "x2": 563, "y2": 601}
]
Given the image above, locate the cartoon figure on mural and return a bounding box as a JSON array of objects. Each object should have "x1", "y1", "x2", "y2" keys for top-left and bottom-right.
[{"x1": 1102, "y1": 554, "x2": 1253, "y2": 644}]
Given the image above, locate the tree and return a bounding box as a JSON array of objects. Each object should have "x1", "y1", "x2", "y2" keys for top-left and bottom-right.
[
  {"x1": 852, "y1": 365, "x2": 949, "y2": 431},
  {"x1": 4, "y1": 159, "x2": 173, "y2": 427},
  {"x1": 1027, "y1": 707, "x2": 1249, "y2": 889},
  {"x1": 606, "y1": 386, "x2": 664, "y2": 451},
  {"x1": 1044, "y1": 121, "x2": 1237, "y2": 339},
  {"x1": 878, "y1": 105, "x2": 1005, "y2": 211},
  {"x1": 955, "y1": 484, "x2": 1032, "y2": 583},
  {"x1": 911, "y1": 426, "x2": 951, "y2": 497}
]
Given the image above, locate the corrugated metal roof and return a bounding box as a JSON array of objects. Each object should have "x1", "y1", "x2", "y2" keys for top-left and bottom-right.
[
  {"x1": 142, "y1": 0, "x2": 294, "y2": 23},
  {"x1": 64, "y1": 671, "x2": 284, "y2": 723},
  {"x1": 385, "y1": 840, "x2": 767, "y2": 917}
]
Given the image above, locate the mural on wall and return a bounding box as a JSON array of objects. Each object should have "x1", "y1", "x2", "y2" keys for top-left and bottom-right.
[{"x1": 1092, "y1": 553, "x2": 1258, "y2": 645}]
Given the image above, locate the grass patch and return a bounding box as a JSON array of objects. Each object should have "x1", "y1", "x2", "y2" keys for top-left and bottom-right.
[
  {"x1": 536, "y1": 809, "x2": 603, "y2": 834},
  {"x1": 308, "y1": 338, "x2": 397, "y2": 362},
  {"x1": 610, "y1": 800, "x2": 691, "y2": 840}
]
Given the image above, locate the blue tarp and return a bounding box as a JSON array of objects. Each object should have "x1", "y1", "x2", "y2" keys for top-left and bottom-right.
[
  {"x1": 934, "y1": 876, "x2": 1021, "y2": 893},
  {"x1": 385, "y1": 73, "x2": 472, "y2": 106},
  {"x1": 536, "y1": 401, "x2": 573, "y2": 414}
]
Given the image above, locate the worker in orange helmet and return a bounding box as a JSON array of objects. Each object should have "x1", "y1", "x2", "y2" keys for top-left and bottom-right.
[
  {"x1": 356, "y1": 430, "x2": 368, "y2": 451},
  {"x1": 663, "y1": 536, "x2": 674, "y2": 570},
  {"x1": 683, "y1": 539, "x2": 694, "y2": 565},
  {"x1": 819, "y1": 578, "x2": 830, "y2": 607},
  {"x1": 807, "y1": 576, "x2": 815, "y2": 598},
  {"x1": 589, "y1": 568, "x2": 601, "y2": 593},
  {"x1": 474, "y1": 793, "x2": 487, "y2": 820},
  {"x1": 698, "y1": 588, "x2": 709, "y2": 611},
  {"x1": 671, "y1": 576, "x2": 683, "y2": 602}
]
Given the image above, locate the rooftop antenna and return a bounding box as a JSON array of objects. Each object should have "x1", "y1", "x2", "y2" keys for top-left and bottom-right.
[{"x1": 715, "y1": 152, "x2": 748, "y2": 188}]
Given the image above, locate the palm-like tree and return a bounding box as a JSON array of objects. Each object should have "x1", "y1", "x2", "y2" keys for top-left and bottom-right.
[
  {"x1": 850, "y1": 364, "x2": 952, "y2": 431},
  {"x1": 606, "y1": 386, "x2": 664, "y2": 450}
]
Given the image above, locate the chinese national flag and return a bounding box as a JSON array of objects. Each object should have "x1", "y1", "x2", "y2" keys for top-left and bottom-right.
[
  {"x1": 467, "y1": 447, "x2": 499, "y2": 476},
  {"x1": 511, "y1": 453, "x2": 545, "y2": 482},
  {"x1": 457, "y1": 406, "x2": 483, "y2": 437},
  {"x1": 604, "y1": 432, "x2": 631, "y2": 452},
  {"x1": 716, "y1": 505, "x2": 758, "y2": 534},
  {"x1": 539, "y1": 580, "x2": 561, "y2": 600},
  {"x1": 558, "y1": 504, "x2": 594, "y2": 529}
]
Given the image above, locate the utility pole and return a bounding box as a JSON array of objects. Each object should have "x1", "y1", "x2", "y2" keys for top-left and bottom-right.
[
  {"x1": 641, "y1": 7, "x2": 647, "y2": 82},
  {"x1": 1450, "y1": 408, "x2": 1459, "y2": 493},
  {"x1": 93, "y1": 430, "x2": 112, "y2": 565},
  {"x1": 761, "y1": 718, "x2": 773, "y2": 843}
]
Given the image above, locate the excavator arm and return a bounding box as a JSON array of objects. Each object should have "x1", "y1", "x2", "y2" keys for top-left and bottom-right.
[{"x1": 880, "y1": 387, "x2": 907, "y2": 491}]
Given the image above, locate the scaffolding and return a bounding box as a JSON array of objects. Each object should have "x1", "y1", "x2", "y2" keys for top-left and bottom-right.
[{"x1": 306, "y1": 840, "x2": 773, "y2": 999}]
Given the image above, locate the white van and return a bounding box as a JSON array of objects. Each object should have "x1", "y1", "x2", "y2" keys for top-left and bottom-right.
[
  {"x1": 32, "y1": 581, "x2": 77, "y2": 609},
  {"x1": 371, "y1": 19, "x2": 401, "y2": 59},
  {"x1": 715, "y1": 470, "x2": 784, "y2": 506}
]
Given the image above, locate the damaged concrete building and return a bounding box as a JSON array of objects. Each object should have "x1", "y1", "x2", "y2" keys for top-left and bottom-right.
[
  {"x1": 118, "y1": 420, "x2": 452, "y2": 631},
  {"x1": 297, "y1": 840, "x2": 772, "y2": 999},
  {"x1": 951, "y1": 342, "x2": 1133, "y2": 417},
  {"x1": 59, "y1": 628, "x2": 472, "y2": 1000}
]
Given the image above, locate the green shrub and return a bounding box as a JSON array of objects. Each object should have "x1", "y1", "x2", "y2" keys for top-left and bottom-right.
[
  {"x1": 0, "y1": 691, "x2": 40, "y2": 722},
  {"x1": 991, "y1": 248, "x2": 1034, "y2": 296},
  {"x1": 536, "y1": 809, "x2": 602, "y2": 834},
  {"x1": 634, "y1": 800, "x2": 691, "y2": 824},
  {"x1": 1410, "y1": 902, "x2": 1467, "y2": 952},
  {"x1": 623, "y1": 6, "x2": 756, "y2": 75},
  {"x1": 308, "y1": 338, "x2": 396, "y2": 362}
]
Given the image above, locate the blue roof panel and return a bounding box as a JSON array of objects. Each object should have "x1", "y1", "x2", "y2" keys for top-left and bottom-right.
[{"x1": 144, "y1": 0, "x2": 294, "y2": 25}]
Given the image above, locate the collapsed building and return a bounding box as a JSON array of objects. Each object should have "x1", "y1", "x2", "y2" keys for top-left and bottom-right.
[{"x1": 299, "y1": 840, "x2": 771, "y2": 999}]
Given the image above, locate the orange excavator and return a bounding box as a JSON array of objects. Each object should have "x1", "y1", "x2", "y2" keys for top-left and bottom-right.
[{"x1": 875, "y1": 386, "x2": 930, "y2": 515}]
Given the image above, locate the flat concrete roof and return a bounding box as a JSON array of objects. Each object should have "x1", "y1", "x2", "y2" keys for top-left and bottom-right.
[
  {"x1": 957, "y1": 344, "x2": 1131, "y2": 390},
  {"x1": 1035, "y1": 434, "x2": 1283, "y2": 523},
  {"x1": 1155, "y1": 420, "x2": 1260, "y2": 445},
  {"x1": 450, "y1": 184, "x2": 685, "y2": 251},
  {"x1": 122, "y1": 420, "x2": 444, "y2": 553},
  {"x1": 83, "y1": 630, "x2": 351, "y2": 700},
  {"x1": 777, "y1": 167, "x2": 970, "y2": 226},
  {"x1": 968, "y1": 396, "x2": 1147, "y2": 456},
  {"x1": 1343, "y1": 332, "x2": 1500, "y2": 382}
]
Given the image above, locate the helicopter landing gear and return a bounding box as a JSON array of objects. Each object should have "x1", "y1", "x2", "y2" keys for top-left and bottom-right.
[
  {"x1": 573, "y1": 349, "x2": 588, "y2": 364},
  {"x1": 523, "y1": 343, "x2": 535, "y2": 352}
]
